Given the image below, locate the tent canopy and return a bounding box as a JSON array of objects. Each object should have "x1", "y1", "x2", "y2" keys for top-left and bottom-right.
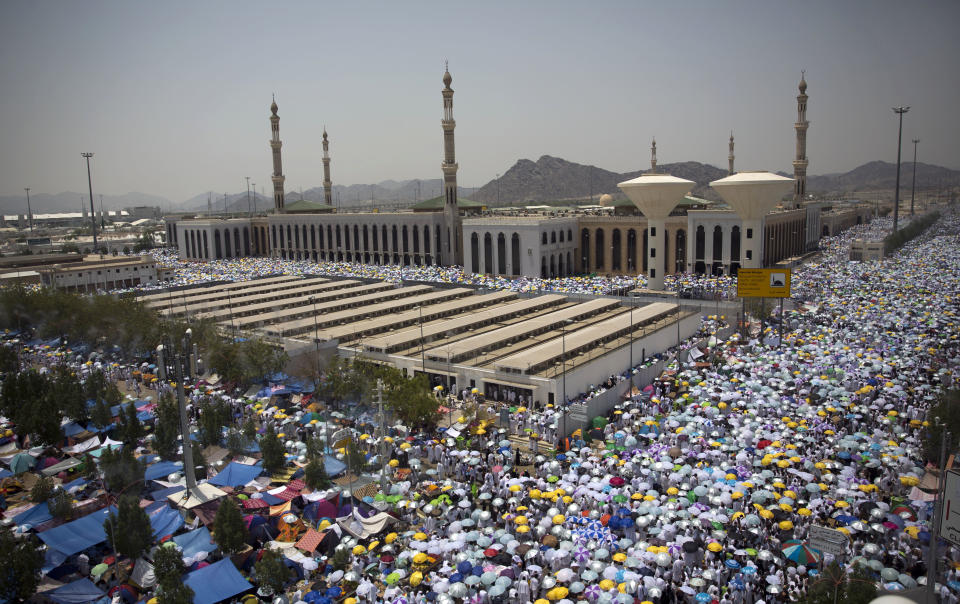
[
  {"x1": 207, "y1": 462, "x2": 263, "y2": 488},
  {"x1": 49, "y1": 578, "x2": 107, "y2": 604},
  {"x1": 184, "y1": 559, "x2": 252, "y2": 604},
  {"x1": 39, "y1": 507, "x2": 116, "y2": 557},
  {"x1": 144, "y1": 460, "x2": 183, "y2": 481},
  {"x1": 13, "y1": 502, "x2": 54, "y2": 529},
  {"x1": 173, "y1": 526, "x2": 218, "y2": 558}
]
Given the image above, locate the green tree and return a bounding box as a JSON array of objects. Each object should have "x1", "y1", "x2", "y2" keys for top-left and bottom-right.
[
  {"x1": 0, "y1": 345, "x2": 19, "y2": 375},
  {"x1": 0, "y1": 529, "x2": 45, "y2": 603},
  {"x1": 30, "y1": 477, "x2": 53, "y2": 503},
  {"x1": 90, "y1": 398, "x2": 113, "y2": 431},
  {"x1": 345, "y1": 439, "x2": 366, "y2": 475},
  {"x1": 242, "y1": 417, "x2": 257, "y2": 442},
  {"x1": 153, "y1": 393, "x2": 181, "y2": 460},
  {"x1": 104, "y1": 495, "x2": 152, "y2": 560},
  {"x1": 83, "y1": 453, "x2": 99, "y2": 480},
  {"x1": 118, "y1": 403, "x2": 144, "y2": 447},
  {"x1": 212, "y1": 496, "x2": 248, "y2": 555},
  {"x1": 197, "y1": 397, "x2": 230, "y2": 447},
  {"x1": 104, "y1": 380, "x2": 122, "y2": 405},
  {"x1": 49, "y1": 365, "x2": 87, "y2": 424},
  {"x1": 152, "y1": 544, "x2": 188, "y2": 592},
  {"x1": 157, "y1": 582, "x2": 195, "y2": 604},
  {"x1": 254, "y1": 548, "x2": 291, "y2": 594},
  {"x1": 241, "y1": 338, "x2": 288, "y2": 382},
  {"x1": 99, "y1": 446, "x2": 145, "y2": 493},
  {"x1": 259, "y1": 425, "x2": 286, "y2": 475},
  {"x1": 0, "y1": 369, "x2": 63, "y2": 446},
  {"x1": 800, "y1": 561, "x2": 877, "y2": 604},
  {"x1": 386, "y1": 373, "x2": 439, "y2": 428},
  {"x1": 303, "y1": 455, "x2": 331, "y2": 490},
  {"x1": 225, "y1": 429, "x2": 248, "y2": 455},
  {"x1": 84, "y1": 369, "x2": 109, "y2": 403},
  {"x1": 191, "y1": 441, "x2": 208, "y2": 480},
  {"x1": 48, "y1": 489, "x2": 73, "y2": 521}
]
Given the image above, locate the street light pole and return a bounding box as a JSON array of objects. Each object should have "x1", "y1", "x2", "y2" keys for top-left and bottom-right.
[
  {"x1": 246, "y1": 177, "x2": 252, "y2": 216},
  {"x1": 24, "y1": 188, "x2": 32, "y2": 233},
  {"x1": 82, "y1": 153, "x2": 97, "y2": 250},
  {"x1": 892, "y1": 106, "x2": 910, "y2": 233},
  {"x1": 910, "y1": 139, "x2": 919, "y2": 217}
]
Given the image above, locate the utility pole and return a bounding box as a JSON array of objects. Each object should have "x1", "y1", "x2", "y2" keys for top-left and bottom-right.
[
  {"x1": 82, "y1": 153, "x2": 97, "y2": 250},
  {"x1": 891, "y1": 106, "x2": 909, "y2": 232},
  {"x1": 156, "y1": 334, "x2": 197, "y2": 495},
  {"x1": 24, "y1": 188, "x2": 32, "y2": 233},
  {"x1": 910, "y1": 139, "x2": 919, "y2": 217},
  {"x1": 246, "y1": 176, "x2": 252, "y2": 216}
]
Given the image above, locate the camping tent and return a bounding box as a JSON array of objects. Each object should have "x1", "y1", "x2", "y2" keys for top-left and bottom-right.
[
  {"x1": 207, "y1": 461, "x2": 263, "y2": 488},
  {"x1": 184, "y1": 559, "x2": 252, "y2": 604}
]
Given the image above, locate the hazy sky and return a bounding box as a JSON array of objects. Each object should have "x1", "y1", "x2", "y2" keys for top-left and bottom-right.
[{"x1": 2, "y1": 0, "x2": 959, "y2": 202}]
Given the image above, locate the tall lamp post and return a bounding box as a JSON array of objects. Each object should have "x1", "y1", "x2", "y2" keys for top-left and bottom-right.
[
  {"x1": 910, "y1": 139, "x2": 920, "y2": 216},
  {"x1": 246, "y1": 176, "x2": 252, "y2": 216},
  {"x1": 24, "y1": 188, "x2": 32, "y2": 233},
  {"x1": 81, "y1": 153, "x2": 97, "y2": 250},
  {"x1": 891, "y1": 106, "x2": 909, "y2": 232}
]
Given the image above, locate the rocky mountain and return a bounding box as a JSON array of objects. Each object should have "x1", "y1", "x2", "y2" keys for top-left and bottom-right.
[
  {"x1": 470, "y1": 156, "x2": 727, "y2": 206},
  {"x1": 0, "y1": 191, "x2": 171, "y2": 216},
  {"x1": 805, "y1": 161, "x2": 960, "y2": 194}
]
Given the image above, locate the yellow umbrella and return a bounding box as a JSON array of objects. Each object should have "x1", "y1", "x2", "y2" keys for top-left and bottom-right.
[
  {"x1": 613, "y1": 552, "x2": 627, "y2": 562},
  {"x1": 834, "y1": 500, "x2": 850, "y2": 508},
  {"x1": 514, "y1": 516, "x2": 528, "y2": 525},
  {"x1": 413, "y1": 553, "x2": 428, "y2": 564},
  {"x1": 778, "y1": 520, "x2": 794, "y2": 530},
  {"x1": 797, "y1": 508, "x2": 812, "y2": 517},
  {"x1": 385, "y1": 532, "x2": 398, "y2": 543},
  {"x1": 352, "y1": 545, "x2": 366, "y2": 555},
  {"x1": 413, "y1": 532, "x2": 428, "y2": 541},
  {"x1": 516, "y1": 525, "x2": 530, "y2": 534},
  {"x1": 707, "y1": 542, "x2": 722, "y2": 553}
]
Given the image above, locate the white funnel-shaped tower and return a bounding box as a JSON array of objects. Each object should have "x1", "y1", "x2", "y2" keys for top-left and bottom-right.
[
  {"x1": 710, "y1": 171, "x2": 794, "y2": 269},
  {"x1": 618, "y1": 174, "x2": 694, "y2": 290}
]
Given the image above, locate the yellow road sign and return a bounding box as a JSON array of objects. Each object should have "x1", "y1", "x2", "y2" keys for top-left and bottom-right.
[{"x1": 737, "y1": 268, "x2": 791, "y2": 298}]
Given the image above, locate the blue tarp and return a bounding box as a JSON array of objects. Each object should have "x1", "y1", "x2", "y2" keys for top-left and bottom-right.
[
  {"x1": 49, "y1": 578, "x2": 106, "y2": 604},
  {"x1": 207, "y1": 462, "x2": 263, "y2": 488},
  {"x1": 63, "y1": 422, "x2": 87, "y2": 437},
  {"x1": 150, "y1": 484, "x2": 186, "y2": 501},
  {"x1": 0, "y1": 467, "x2": 12, "y2": 479},
  {"x1": 324, "y1": 456, "x2": 347, "y2": 477},
  {"x1": 173, "y1": 526, "x2": 217, "y2": 558},
  {"x1": 39, "y1": 506, "x2": 116, "y2": 557},
  {"x1": 13, "y1": 502, "x2": 53, "y2": 529},
  {"x1": 184, "y1": 559, "x2": 251, "y2": 604},
  {"x1": 10, "y1": 452, "x2": 36, "y2": 474},
  {"x1": 146, "y1": 501, "x2": 184, "y2": 539},
  {"x1": 63, "y1": 476, "x2": 88, "y2": 492},
  {"x1": 144, "y1": 460, "x2": 183, "y2": 481}
]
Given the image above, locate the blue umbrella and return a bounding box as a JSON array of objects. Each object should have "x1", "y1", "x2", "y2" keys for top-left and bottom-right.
[
  {"x1": 741, "y1": 566, "x2": 757, "y2": 575},
  {"x1": 725, "y1": 559, "x2": 741, "y2": 569},
  {"x1": 696, "y1": 593, "x2": 712, "y2": 603},
  {"x1": 457, "y1": 561, "x2": 471, "y2": 574}
]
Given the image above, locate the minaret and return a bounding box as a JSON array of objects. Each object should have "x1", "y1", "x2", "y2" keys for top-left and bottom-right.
[
  {"x1": 792, "y1": 72, "x2": 809, "y2": 207},
  {"x1": 728, "y1": 131, "x2": 735, "y2": 175},
  {"x1": 650, "y1": 138, "x2": 657, "y2": 173},
  {"x1": 269, "y1": 96, "x2": 285, "y2": 211},
  {"x1": 440, "y1": 64, "x2": 461, "y2": 266},
  {"x1": 322, "y1": 127, "x2": 333, "y2": 205}
]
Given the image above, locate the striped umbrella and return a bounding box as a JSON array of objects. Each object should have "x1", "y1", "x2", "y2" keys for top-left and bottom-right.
[
  {"x1": 583, "y1": 584, "x2": 602, "y2": 601},
  {"x1": 574, "y1": 547, "x2": 592, "y2": 565},
  {"x1": 781, "y1": 543, "x2": 820, "y2": 565}
]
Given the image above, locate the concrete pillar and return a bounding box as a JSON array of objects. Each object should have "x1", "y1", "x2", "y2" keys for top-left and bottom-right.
[
  {"x1": 742, "y1": 218, "x2": 763, "y2": 269},
  {"x1": 646, "y1": 219, "x2": 666, "y2": 290},
  {"x1": 721, "y1": 225, "x2": 731, "y2": 274}
]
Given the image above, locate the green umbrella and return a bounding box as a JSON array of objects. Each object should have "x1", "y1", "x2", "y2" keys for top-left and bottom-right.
[
  {"x1": 386, "y1": 572, "x2": 401, "y2": 585},
  {"x1": 91, "y1": 563, "x2": 109, "y2": 578},
  {"x1": 745, "y1": 548, "x2": 758, "y2": 556},
  {"x1": 592, "y1": 417, "x2": 608, "y2": 429},
  {"x1": 613, "y1": 495, "x2": 628, "y2": 503}
]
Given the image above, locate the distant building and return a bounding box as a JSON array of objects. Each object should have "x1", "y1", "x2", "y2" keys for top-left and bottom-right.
[
  {"x1": 37, "y1": 255, "x2": 159, "y2": 292},
  {"x1": 164, "y1": 70, "x2": 870, "y2": 279}
]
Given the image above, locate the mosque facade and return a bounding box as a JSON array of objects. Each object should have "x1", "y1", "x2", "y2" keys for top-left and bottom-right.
[{"x1": 165, "y1": 73, "x2": 870, "y2": 278}]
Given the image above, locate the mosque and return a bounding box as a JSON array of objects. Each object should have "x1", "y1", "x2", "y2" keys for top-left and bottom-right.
[{"x1": 164, "y1": 70, "x2": 871, "y2": 283}]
